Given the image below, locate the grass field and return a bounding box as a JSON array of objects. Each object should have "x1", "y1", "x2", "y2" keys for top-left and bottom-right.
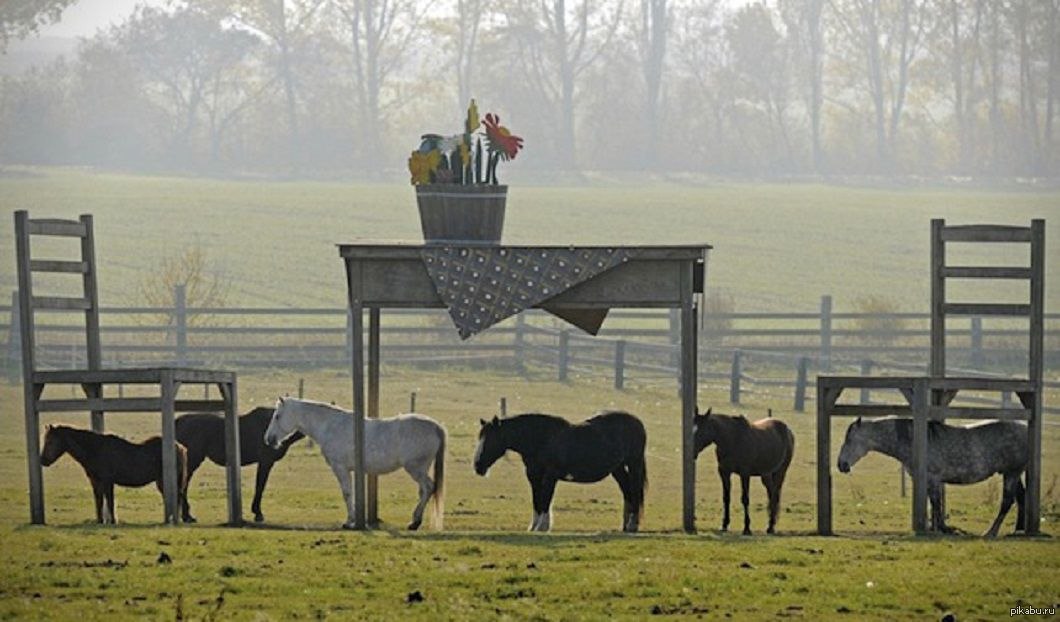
[
  {"x1": 0, "y1": 170, "x2": 1058, "y2": 619},
  {"x1": 0, "y1": 370, "x2": 1057, "y2": 620},
  {"x1": 0, "y1": 168, "x2": 1057, "y2": 312}
]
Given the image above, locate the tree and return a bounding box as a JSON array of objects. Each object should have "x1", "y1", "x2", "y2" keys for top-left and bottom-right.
[
  {"x1": 0, "y1": 0, "x2": 78, "y2": 50},
  {"x1": 780, "y1": 0, "x2": 827, "y2": 173},
  {"x1": 115, "y1": 5, "x2": 260, "y2": 167},
  {"x1": 636, "y1": 0, "x2": 669, "y2": 169},
  {"x1": 504, "y1": 0, "x2": 624, "y2": 170},
  {"x1": 829, "y1": 0, "x2": 934, "y2": 171},
  {"x1": 332, "y1": 0, "x2": 424, "y2": 173}
]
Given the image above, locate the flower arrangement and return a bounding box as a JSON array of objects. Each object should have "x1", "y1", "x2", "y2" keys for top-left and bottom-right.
[{"x1": 409, "y1": 100, "x2": 524, "y2": 186}]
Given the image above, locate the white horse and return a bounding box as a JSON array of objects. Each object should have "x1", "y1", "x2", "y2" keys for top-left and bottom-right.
[{"x1": 264, "y1": 397, "x2": 446, "y2": 530}]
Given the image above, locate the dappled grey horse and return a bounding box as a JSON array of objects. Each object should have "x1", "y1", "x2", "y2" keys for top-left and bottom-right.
[{"x1": 837, "y1": 416, "x2": 1028, "y2": 536}]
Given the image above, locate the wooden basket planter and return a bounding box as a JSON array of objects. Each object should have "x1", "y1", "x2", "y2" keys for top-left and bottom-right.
[{"x1": 415, "y1": 184, "x2": 507, "y2": 245}]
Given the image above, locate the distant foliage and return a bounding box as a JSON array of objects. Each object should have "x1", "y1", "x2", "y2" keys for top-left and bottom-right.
[
  {"x1": 137, "y1": 246, "x2": 229, "y2": 327},
  {"x1": 851, "y1": 295, "x2": 909, "y2": 348}
]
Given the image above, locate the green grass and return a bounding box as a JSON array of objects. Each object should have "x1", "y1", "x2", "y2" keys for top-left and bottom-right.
[
  {"x1": 1, "y1": 168, "x2": 1057, "y2": 312},
  {"x1": 1, "y1": 370, "x2": 1057, "y2": 619}
]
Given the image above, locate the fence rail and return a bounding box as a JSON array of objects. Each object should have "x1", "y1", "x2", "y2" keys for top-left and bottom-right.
[{"x1": 3, "y1": 291, "x2": 1057, "y2": 415}]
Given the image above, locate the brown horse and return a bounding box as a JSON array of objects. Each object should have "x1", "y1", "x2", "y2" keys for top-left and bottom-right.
[
  {"x1": 693, "y1": 408, "x2": 795, "y2": 534},
  {"x1": 40, "y1": 424, "x2": 189, "y2": 524}
]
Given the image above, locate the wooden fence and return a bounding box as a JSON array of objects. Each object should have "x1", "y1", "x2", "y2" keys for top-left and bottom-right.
[{"x1": 3, "y1": 291, "x2": 1057, "y2": 414}]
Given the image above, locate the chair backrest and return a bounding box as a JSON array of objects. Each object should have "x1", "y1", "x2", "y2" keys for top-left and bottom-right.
[
  {"x1": 13, "y1": 211, "x2": 102, "y2": 377},
  {"x1": 930, "y1": 218, "x2": 1045, "y2": 387}
]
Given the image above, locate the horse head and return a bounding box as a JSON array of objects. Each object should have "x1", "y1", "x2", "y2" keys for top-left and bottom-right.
[
  {"x1": 40, "y1": 424, "x2": 66, "y2": 466},
  {"x1": 264, "y1": 397, "x2": 295, "y2": 449},
  {"x1": 473, "y1": 415, "x2": 506, "y2": 476},
  {"x1": 692, "y1": 407, "x2": 717, "y2": 456},
  {"x1": 837, "y1": 417, "x2": 869, "y2": 473}
]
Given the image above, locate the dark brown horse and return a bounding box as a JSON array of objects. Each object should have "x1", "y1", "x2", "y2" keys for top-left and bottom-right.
[
  {"x1": 40, "y1": 424, "x2": 189, "y2": 524},
  {"x1": 693, "y1": 408, "x2": 795, "y2": 535},
  {"x1": 176, "y1": 407, "x2": 303, "y2": 523}
]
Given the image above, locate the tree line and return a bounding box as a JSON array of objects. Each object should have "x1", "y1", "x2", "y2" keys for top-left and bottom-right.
[{"x1": 1, "y1": 0, "x2": 1057, "y2": 178}]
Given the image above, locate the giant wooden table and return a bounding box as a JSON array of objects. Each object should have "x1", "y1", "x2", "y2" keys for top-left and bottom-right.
[{"x1": 340, "y1": 243, "x2": 710, "y2": 531}]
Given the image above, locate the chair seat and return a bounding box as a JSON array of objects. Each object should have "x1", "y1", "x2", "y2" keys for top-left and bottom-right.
[{"x1": 33, "y1": 367, "x2": 236, "y2": 385}]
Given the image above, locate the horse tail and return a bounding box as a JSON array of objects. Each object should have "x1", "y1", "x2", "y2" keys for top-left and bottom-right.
[
  {"x1": 431, "y1": 425, "x2": 446, "y2": 530},
  {"x1": 630, "y1": 416, "x2": 648, "y2": 521}
]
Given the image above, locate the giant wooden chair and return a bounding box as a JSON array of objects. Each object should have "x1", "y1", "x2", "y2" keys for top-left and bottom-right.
[
  {"x1": 816, "y1": 219, "x2": 1045, "y2": 535},
  {"x1": 14, "y1": 211, "x2": 242, "y2": 525}
]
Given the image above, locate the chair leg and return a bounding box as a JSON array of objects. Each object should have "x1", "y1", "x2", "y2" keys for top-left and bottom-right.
[
  {"x1": 160, "y1": 374, "x2": 179, "y2": 525},
  {"x1": 25, "y1": 383, "x2": 45, "y2": 525}
]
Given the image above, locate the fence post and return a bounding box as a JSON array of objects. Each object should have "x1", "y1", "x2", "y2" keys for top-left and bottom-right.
[
  {"x1": 970, "y1": 316, "x2": 983, "y2": 369},
  {"x1": 729, "y1": 349, "x2": 742, "y2": 404},
  {"x1": 614, "y1": 340, "x2": 626, "y2": 390},
  {"x1": 819, "y1": 295, "x2": 832, "y2": 372},
  {"x1": 1001, "y1": 391, "x2": 1012, "y2": 408},
  {"x1": 793, "y1": 356, "x2": 808, "y2": 412},
  {"x1": 7, "y1": 290, "x2": 20, "y2": 378},
  {"x1": 499, "y1": 397, "x2": 507, "y2": 417},
  {"x1": 558, "y1": 330, "x2": 570, "y2": 382},
  {"x1": 410, "y1": 391, "x2": 417, "y2": 412},
  {"x1": 860, "y1": 359, "x2": 873, "y2": 404},
  {"x1": 174, "y1": 284, "x2": 187, "y2": 367}
]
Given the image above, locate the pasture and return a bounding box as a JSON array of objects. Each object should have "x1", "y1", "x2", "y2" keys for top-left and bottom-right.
[
  {"x1": 0, "y1": 169, "x2": 1058, "y2": 619},
  {"x1": 0, "y1": 370, "x2": 1057, "y2": 620}
]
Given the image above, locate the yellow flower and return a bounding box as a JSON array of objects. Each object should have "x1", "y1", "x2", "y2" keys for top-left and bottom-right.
[
  {"x1": 466, "y1": 99, "x2": 479, "y2": 135},
  {"x1": 408, "y1": 150, "x2": 442, "y2": 185}
]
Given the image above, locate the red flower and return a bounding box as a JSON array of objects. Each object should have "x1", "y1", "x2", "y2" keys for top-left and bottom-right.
[{"x1": 481, "y1": 113, "x2": 524, "y2": 160}]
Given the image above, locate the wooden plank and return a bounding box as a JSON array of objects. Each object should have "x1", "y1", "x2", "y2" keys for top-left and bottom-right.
[
  {"x1": 174, "y1": 400, "x2": 228, "y2": 412},
  {"x1": 931, "y1": 219, "x2": 945, "y2": 377},
  {"x1": 928, "y1": 406, "x2": 1031, "y2": 420},
  {"x1": 1026, "y1": 219, "x2": 1044, "y2": 535},
  {"x1": 942, "y1": 266, "x2": 1032, "y2": 279},
  {"x1": 160, "y1": 373, "x2": 179, "y2": 525},
  {"x1": 32, "y1": 368, "x2": 234, "y2": 384},
  {"x1": 32, "y1": 296, "x2": 92, "y2": 311},
  {"x1": 829, "y1": 404, "x2": 912, "y2": 417},
  {"x1": 221, "y1": 381, "x2": 242, "y2": 526},
  {"x1": 816, "y1": 376, "x2": 917, "y2": 390},
  {"x1": 37, "y1": 398, "x2": 162, "y2": 412},
  {"x1": 367, "y1": 308, "x2": 380, "y2": 526},
  {"x1": 29, "y1": 260, "x2": 89, "y2": 273},
  {"x1": 680, "y1": 262, "x2": 697, "y2": 534},
  {"x1": 816, "y1": 382, "x2": 831, "y2": 535},
  {"x1": 929, "y1": 378, "x2": 1035, "y2": 392},
  {"x1": 939, "y1": 225, "x2": 1032, "y2": 242},
  {"x1": 942, "y1": 303, "x2": 1030, "y2": 316},
  {"x1": 27, "y1": 219, "x2": 87, "y2": 237},
  {"x1": 911, "y1": 378, "x2": 929, "y2": 534}
]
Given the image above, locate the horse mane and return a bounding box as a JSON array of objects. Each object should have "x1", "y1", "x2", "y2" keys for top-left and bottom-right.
[
  {"x1": 501, "y1": 413, "x2": 570, "y2": 430},
  {"x1": 891, "y1": 417, "x2": 944, "y2": 444}
]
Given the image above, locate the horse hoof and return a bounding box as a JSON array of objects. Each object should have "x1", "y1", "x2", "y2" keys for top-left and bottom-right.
[
  {"x1": 254, "y1": 514, "x2": 265, "y2": 523},
  {"x1": 767, "y1": 527, "x2": 775, "y2": 535},
  {"x1": 341, "y1": 522, "x2": 357, "y2": 530},
  {"x1": 183, "y1": 516, "x2": 198, "y2": 524},
  {"x1": 407, "y1": 521, "x2": 422, "y2": 531},
  {"x1": 742, "y1": 529, "x2": 752, "y2": 536}
]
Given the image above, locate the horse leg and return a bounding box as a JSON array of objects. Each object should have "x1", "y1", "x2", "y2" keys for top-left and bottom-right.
[
  {"x1": 180, "y1": 463, "x2": 199, "y2": 524},
  {"x1": 611, "y1": 467, "x2": 634, "y2": 532},
  {"x1": 329, "y1": 464, "x2": 356, "y2": 529},
  {"x1": 104, "y1": 482, "x2": 116, "y2": 525},
  {"x1": 406, "y1": 462, "x2": 434, "y2": 531},
  {"x1": 719, "y1": 469, "x2": 731, "y2": 532},
  {"x1": 928, "y1": 481, "x2": 953, "y2": 534},
  {"x1": 532, "y1": 476, "x2": 558, "y2": 532},
  {"x1": 740, "y1": 473, "x2": 752, "y2": 535},
  {"x1": 984, "y1": 472, "x2": 1020, "y2": 538},
  {"x1": 90, "y1": 478, "x2": 104, "y2": 524},
  {"x1": 1014, "y1": 477, "x2": 1026, "y2": 532},
  {"x1": 626, "y1": 453, "x2": 647, "y2": 533},
  {"x1": 251, "y1": 459, "x2": 276, "y2": 523},
  {"x1": 761, "y1": 475, "x2": 777, "y2": 535}
]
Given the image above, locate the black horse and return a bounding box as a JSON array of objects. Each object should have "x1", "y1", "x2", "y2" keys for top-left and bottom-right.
[
  {"x1": 175, "y1": 407, "x2": 303, "y2": 523},
  {"x1": 40, "y1": 424, "x2": 189, "y2": 524},
  {"x1": 474, "y1": 411, "x2": 647, "y2": 532}
]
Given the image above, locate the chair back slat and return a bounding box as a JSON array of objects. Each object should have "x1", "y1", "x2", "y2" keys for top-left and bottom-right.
[
  {"x1": 930, "y1": 218, "x2": 1045, "y2": 385},
  {"x1": 13, "y1": 211, "x2": 103, "y2": 374}
]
